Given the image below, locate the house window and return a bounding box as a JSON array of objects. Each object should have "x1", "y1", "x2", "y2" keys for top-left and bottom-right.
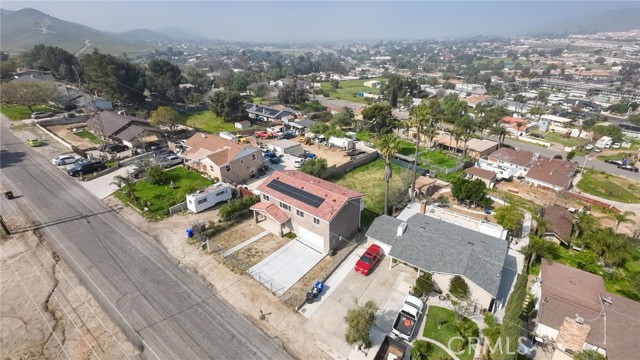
[
  {"x1": 313, "y1": 217, "x2": 320, "y2": 225},
  {"x1": 197, "y1": 198, "x2": 208, "y2": 205},
  {"x1": 225, "y1": 165, "x2": 231, "y2": 172},
  {"x1": 251, "y1": 154, "x2": 257, "y2": 161},
  {"x1": 263, "y1": 194, "x2": 270, "y2": 201},
  {"x1": 280, "y1": 202, "x2": 291, "y2": 211},
  {"x1": 209, "y1": 165, "x2": 215, "y2": 171},
  {"x1": 215, "y1": 190, "x2": 226, "y2": 196},
  {"x1": 296, "y1": 209, "x2": 304, "y2": 217}
]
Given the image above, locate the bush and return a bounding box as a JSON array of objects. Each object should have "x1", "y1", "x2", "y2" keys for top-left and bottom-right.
[
  {"x1": 219, "y1": 196, "x2": 259, "y2": 221},
  {"x1": 410, "y1": 340, "x2": 432, "y2": 360},
  {"x1": 146, "y1": 164, "x2": 166, "y2": 185},
  {"x1": 344, "y1": 300, "x2": 378, "y2": 348},
  {"x1": 449, "y1": 275, "x2": 469, "y2": 299},
  {"x1": 412, "y1": 272, "x2": 435, "y2": 297}
]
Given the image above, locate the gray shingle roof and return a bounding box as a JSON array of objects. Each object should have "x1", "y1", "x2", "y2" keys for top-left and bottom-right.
[{"x1": 366, "y1": 214, "x2": 508, "y2": 297}]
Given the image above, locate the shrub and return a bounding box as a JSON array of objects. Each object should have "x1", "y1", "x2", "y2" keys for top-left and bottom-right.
[
  {"x1": 412, "y1": 272, "x2": 435, "y2": 298},
  {"x1": 344, "y1": 300, "x2": 378, "y2": 348},
  {"x1": 410, "y1": 340, "x2": 432, "y2": 360},
  {"x1": 449, "y1": 275, "x2": 469, "y2": 299},
  {"x1": 219, "y1": 196, "x2": 259, "y2": 221},
  {"x1": 146, "y1": 164, "x2": 166, "y2": 185}
]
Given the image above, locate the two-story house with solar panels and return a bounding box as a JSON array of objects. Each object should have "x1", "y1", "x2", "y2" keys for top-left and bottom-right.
[{"x1": 250, "y1": 170, "x2": 364, "y2": 254}]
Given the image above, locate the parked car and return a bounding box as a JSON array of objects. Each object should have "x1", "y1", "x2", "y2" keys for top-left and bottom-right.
[
  {"x1": 100, "y1": 143, "x2": 129, "y2": 153},
  {"x1": 31, "y1": 111, "x2": 53, "y2": 119},
  {"x1": 392, "y1": 295, "x2": 424, "y2": 341},
  {"x1": 612, "y1": 143, "x2": 621, "y2": 149},
  {"x1": 160, "y1": 154, "x2": 183, "y2": 168},
  {"x1": 278, "y1": 131, "x2": 295, "y2": 140},
  {"x1": 354, "y1": 244, "x2": 384, "y2": 276},
  {"x1": 67, "y1": 161, "x2": 107, "y2": 177},
  {"x1": 605, "y1": 159, "x2": 624, "y2": 166},
  {"x1": 26, "y1": 138, "x2": 42, "y2": 147},
  {"x1": 585, "y1": 144, "x2": 594, "y2": 150},
  {"x1": 293, "y1": 159, "x2": 305, "y2": 168},
  {"x1": 263, "y1": 151, "x2": 277, "y2": 159},
  {"x1": 130, "y1": 165, "x2": 145, "y2": 179},
  {"x1": 618, "y1": 165, "x2": 639, "y2": 173},
  {"x1": 52, "y1": 154, "x2": 84, "y2": 166},
  {"x1": 529, "y1": 133, "x2": 545, "y2": 139},
  {"x1": 269, "y1": 157, "x2": 282, "y2": 164},
  {"x1": 254, "y1": 131, "x2": 273, "y2": 139}
]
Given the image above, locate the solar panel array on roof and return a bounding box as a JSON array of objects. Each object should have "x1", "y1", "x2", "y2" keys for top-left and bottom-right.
[{"x1": 266, "y1": 179, "x2": 325, "y2": 208}]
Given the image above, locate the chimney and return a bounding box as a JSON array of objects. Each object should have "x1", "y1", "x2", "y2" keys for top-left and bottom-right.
[
  {"x1": 397, "y1": 222, "x2": 407, "y2": 237},
  {"x1": 420, "y1": 201, "x2": 427, "y2": 215}
]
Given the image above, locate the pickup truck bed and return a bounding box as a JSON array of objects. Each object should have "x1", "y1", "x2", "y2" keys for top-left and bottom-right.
[
  {"x1": 393, "y1": 311, "x2": 417, "y2": 337},
  {"x1": 374, "y1": 335, "x2": 408, "y2": 360}
]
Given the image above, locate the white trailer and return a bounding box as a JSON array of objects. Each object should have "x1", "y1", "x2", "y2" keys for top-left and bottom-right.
[
  {"x1": 219, "y1": 132, "x2": 239, "y2": 142},
  {"x1": 186, "y1": 182, "x2": 233, "y2": 213},
  {"x1": 328, "y1": 136, "x2": 355, "y2": 150},
  {"x1": 595, "y1": 136, "x2": 612, "y2": 149}
]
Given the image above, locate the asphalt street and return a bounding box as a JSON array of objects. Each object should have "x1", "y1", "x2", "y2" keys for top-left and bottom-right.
[{"x1": 0, "y1": 121, "x2": 292, "y2": 359}]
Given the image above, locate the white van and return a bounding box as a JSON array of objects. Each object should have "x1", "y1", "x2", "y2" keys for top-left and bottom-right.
[{"x1": 219, "y1": 132, "x2": 239, "y2": 142}]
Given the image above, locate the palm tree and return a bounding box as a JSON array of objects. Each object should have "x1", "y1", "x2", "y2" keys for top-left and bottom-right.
[
  {"x1": 612, "y1": 211, "x2": 636, "y2": 232},
  {"x1": 454, "y1": 115, "x2": 476, "y2": 157},
  {"x1": 408, "y1": 98, "x2": 442, "y2": 189},
  {"x1": 375, "y1": 134, "x2": 401, "y2": 215},
  {"x1": 111, "y1": 173, "x2": 138, "y2": 203},
  {"x1": 523, "y1": 236, "x2": 558, "y2": 271},
  {"x1": 490, "y1": 125, "x2": 508, "y2": 147}
]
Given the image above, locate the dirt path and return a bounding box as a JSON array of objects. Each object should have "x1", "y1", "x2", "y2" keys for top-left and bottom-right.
[
  {"x1": 0, "y1": 204, "x2": 140, "y2": 359},
  {"x1": 102, "y1": 196, "x2": 330, "y2": 360}
]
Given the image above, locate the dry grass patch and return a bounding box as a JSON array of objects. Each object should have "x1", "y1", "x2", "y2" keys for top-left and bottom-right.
[
  {"x1": 212, "y1": 218, "x2": 265, "y2": 250},
  {"x1": 224, "y1": 234, "x2": 287, "y2": 272}
]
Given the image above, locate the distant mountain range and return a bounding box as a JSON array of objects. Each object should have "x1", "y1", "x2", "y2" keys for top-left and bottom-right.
[
  {"x1": 529, "y1": 7, "x2": 640, "y2": 36},
  {"x1": 0, "y1": 8, "x2": 210, "y2": 55}
]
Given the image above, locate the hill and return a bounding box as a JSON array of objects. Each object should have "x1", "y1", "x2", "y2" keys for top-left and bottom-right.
[
  {"x1": 0, "y1": 8, "x2": 156, "y2": 55},
  {"x1": 118, "y1": 28, "x2": 176, "y2": 43},
  {"x1": 529, "y1": 7, "x2": 640, "y2": 36},
  {"x1": 154, "y1": 27, "x2": 210, "y2": 41}
]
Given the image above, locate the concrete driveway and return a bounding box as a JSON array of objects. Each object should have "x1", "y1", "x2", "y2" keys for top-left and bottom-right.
[
  {"x1": 301, "y1": 243, "x2": 417, "y2": 359},
  {"x1": 248, "y1": 239, "x2": 325, "y2": 295},
  {"x1": 79, "y1": 165, "x2": 136, "y2": 199}
]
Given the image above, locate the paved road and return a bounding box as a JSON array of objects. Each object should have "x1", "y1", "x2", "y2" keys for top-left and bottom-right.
[{"x1": 0, "y1": 120, "x2": 291, "y2": 359}]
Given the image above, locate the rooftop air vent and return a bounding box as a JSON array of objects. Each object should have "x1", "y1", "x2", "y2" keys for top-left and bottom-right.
[{"x1": 397, "y1": 222, "x2": 407, "y2": 237}]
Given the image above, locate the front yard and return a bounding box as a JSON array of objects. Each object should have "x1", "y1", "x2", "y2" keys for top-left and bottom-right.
[
  {"x1": 114, "y1": 167, "x2": 213, "y2": 219},
  {"x1": 576, "y1": 169, "x2": 640, "y2": 203},
  {"x1": 320, "y1": 77, "x2": 385, "y2": 104},
  {"x1": 422, "y1": 306, "x2": 479, "y2": 360},
  {"x1": 1, "y1": 105, "x2": 57, "y2": 120},
  {"x1": 185, "y1": 110, "x2": 238, "y2": 133},
  {"x1": 74, "y1": 130, "x2": 103, "y2": 144}
]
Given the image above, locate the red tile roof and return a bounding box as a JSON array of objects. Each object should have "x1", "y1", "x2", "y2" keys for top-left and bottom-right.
[
  {"x1": 256, "y1": 170, "x2": 363, "y2": 222},
  {"x1": 250, "y1": 202, "x2": 290, "y2": 223},
  {"x1": 501, "y1": 116, "x2": 528, "y2": 130}
]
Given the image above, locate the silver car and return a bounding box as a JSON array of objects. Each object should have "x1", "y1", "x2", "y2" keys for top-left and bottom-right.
[{"x1": 51, "y1": 154, "x2": 83, "y2": 166}]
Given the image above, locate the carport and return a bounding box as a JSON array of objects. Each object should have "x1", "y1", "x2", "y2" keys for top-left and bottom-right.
[{"x1": 248, "y1": 239, "x2": 324, "y2": 296}]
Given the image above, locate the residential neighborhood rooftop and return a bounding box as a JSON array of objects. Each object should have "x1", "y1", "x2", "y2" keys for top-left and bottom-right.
[{"x1": 184, "y1": 133, "x2": 259, "y2": 165}]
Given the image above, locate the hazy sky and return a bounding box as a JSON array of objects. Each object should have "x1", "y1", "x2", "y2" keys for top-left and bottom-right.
[{"x1": 2, "y1": 1, "x2": 639, "y2": 41}]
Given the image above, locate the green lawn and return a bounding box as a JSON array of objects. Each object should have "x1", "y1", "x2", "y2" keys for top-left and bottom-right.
[
  {"x1": 0, "y1": 105, "x2": 57, "y2": 120},
  {"x1": 321, "y1": 77, "x2": 386, "y2": 104},
  {"x1": 332, "y1": 158, "x2": 407, "y2": 217},
  {"x1": 577, "y1": 170, "x2": 640, "y2": 203},
  {"x1": 531, "y1": 130, "x2": 580, "y2": 147},
  {"x1": 596, "y1": 152, "x2": 636, "y2": 162},
  {"x1": 419, "y1": 150, "x2": 462, "y2": 169},
  {"x1": 422, "y1": 306, "x2": 479, "y2": 360},
  {"x1": 74, "y1": 130, "x2": 103, "y2": 144},
  {"x1": 185, "y1": 111, "x2": 237, "y2": 133},
  {"x1": 114, "y1": 167, "x2": 213, "y2": 220}
]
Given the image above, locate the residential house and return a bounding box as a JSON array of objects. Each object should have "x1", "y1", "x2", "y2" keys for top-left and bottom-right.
[
  {"x1": 456, "y1": 83, "x2": 487, "y2": 95},
  {"x1": 465, "y1": 167, "x2": 497, "y2": 188},
  {"x1": 13, "y1": 70, "x2": 56, "y2": 82},
  {"x1": 251, "y1": 170, "x2": 364, "y2": 254},
  {"x1": 432, "y1": 134, "x2": 499, "y2": 159},
  {"x1": 363, "y1": 80, "x2": 381, "y2": 88},
  {"x1": 524, "y1": 157, "x2": 577, "y2": 191},
  {"x1": 541, "y1": 114, "x2": 575, "y2": 130},
  {"x1": 541, "y1": 205, "x2": 576, "y2": 245},
  {"x1": 71, "y1": 94, "x2": 113, "y2": 112},
  {"x1": 284, "y1": 119, "x2": 316, "y2": 135},
  {"x1": 182, "y1": 133, "x2": 263, "y2": 184},
  {"x1": 501, "y1": 116, "x2": 528, "y2": 135},
  {"x1": 366, "y1": 213, "x2": 510, "y2": 311},
  {"x1": 244, "y1": 103, "x2": 296, "y2": 123},
  {"x1": 87, "y1": 111, "x2": 160, "y2": 148},
  {"x1": 462, "y1": 95, "x2": 493, "y2": 108},
  {"x1": 486, "y1": 148, "x2": 537, "y2": 177},
  {"x1": 533, "y1": 261, "x2": 640, "y2": 360}
]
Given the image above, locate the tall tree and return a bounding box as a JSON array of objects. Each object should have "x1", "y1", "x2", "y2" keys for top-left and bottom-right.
[
  {"x1": 209, "y1": 90, "x2": 245, "y2": 122},
  {"x1": 453, "y1": 115, "x2": 476, "y2": 157},
  {"x1": 362, "y1": 103, "x2": 397, "y2": 135},
  {"x1": 277, "y1": 79, "x2": 308, "y2": 105},
  {"x1": 149, "y1": 106, "x2": 186, "y2": 132},
  {"x1": 375, "y1": 134, "x2": 401, "y2": 215},
  {"x1": 22, "y1": 44, "x2": 77, "y2": 80},
  {"x1": 490, "y1": 125, "x2": 509, "y2": 147},
  {"x1": 408, "y1": 98, "x2": 442, "y2": 188},
  {"x1": 523, "y1": 236, "x2": 559, "y2": 270},
  {"x1": 80, "y1": 50, "x2": 146, "y2": 104},
  {"x1": 146, "y1": 59, "x2": 183, "y2": 102},
  {"x1": 0, "y1": 81, "x2": 60, "y2": 112},
  {"x1": 495, "y1": 204, "x2": 525, "y2": 237}
]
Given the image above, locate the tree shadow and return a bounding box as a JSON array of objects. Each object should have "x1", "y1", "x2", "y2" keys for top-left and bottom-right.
[{"x1": 0, "y1": 148, "x2": 27, "y2": 169}]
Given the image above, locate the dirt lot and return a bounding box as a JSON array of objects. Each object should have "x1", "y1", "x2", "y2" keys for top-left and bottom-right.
[
  {"x1": 0, "y1": 198, "x2": 140, "y2": 359},
  {"x1": 9, "y1": 122, "x2": 73, "y2": 159},
  {"x1": 46, "y1": 123, "x2": 98, "y2": 150},
  {"x1": 213, "y1": 217, "x2": 266, "y2": 250},
  {"x1": 257, "y1": 135, "x2": 360, "y2": 167},
  {"x1": 102, "y1": 196, "x2": 330, "y2": 360},
  {"x1": 224, "y1": 233, "x2": 287, "y2": 271}
]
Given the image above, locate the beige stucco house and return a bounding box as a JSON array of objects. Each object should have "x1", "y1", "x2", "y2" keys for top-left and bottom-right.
[
  {"x1": 182, "y1": 133, "x2": 263, "y2": 184},
  {"x1": 250, "y1": 170, "x2": 364, "y2": 254}
]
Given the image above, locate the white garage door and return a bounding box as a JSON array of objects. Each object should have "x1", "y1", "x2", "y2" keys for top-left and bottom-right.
[
  {"x1": 297, "y1": 226, "x2": 325, "y2": 254},
  {"x1": 372, "y1": 240, "x2": 392, "y2": 255}
]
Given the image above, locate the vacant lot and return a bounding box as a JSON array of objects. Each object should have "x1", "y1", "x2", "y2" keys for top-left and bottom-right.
[
  {"x1": 321, "y1": 77, "x2": 385, "y2": 104},
  {"x1": 1, "y1": 105, "x2": 57, "y2": 120},
  {"x1": 185, "y1": 111, "x2": 237, "y2": 133},
  {"x1": 422, "y1": 306, "x2": 479, "y2": 360},
  {"x1": 577, "y1": 170, "x2": 640, "y2": 203},
  {"x1": 114, "y1": 167, "x2": 213, "y2": 219},
  {"x1": 333, "y1": 158, "x2": 410, "y2": 219}
]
